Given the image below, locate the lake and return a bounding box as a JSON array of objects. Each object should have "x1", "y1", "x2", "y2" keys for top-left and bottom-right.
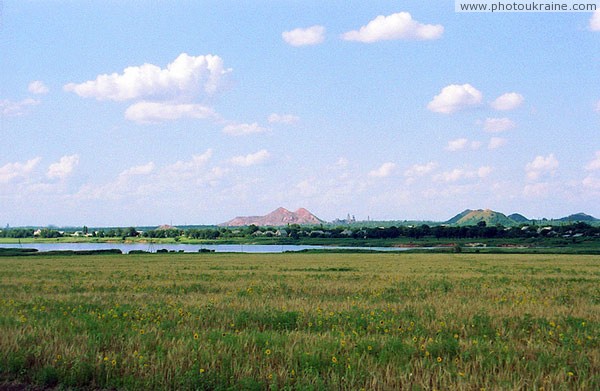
[{"x1": 0, "y1": 242, "x2": 421, "y2": 254}]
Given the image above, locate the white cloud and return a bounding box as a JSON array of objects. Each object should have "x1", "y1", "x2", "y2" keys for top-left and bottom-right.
[
  {"x1": 582, "y1": 175, "x2": 600, "y2": 189},
  {"x1": 165, "y1": 150, "x2": 213, "y2": 174},
  {"x1": 119, "y1": 162, "x2": 155, "y2": 178},
  {"x1": 488, "y1": 137, "x2": 507, "y2": 150},
  {"x1": 523, "y1": 182, "x2": 551, "y2": 197},
  {"x1": 47, "y1": 155, "x2": 79, "y2": 180},
  {"x1": 590, "y1": 10, "x2": 600, "y2": 31},
  {"x1": 282, "y1": 25, "x2": 325, "y2": 46},
  {"x1": 75, "y1": 150, "x2": 219, "y2": 202},
  {"x1": 491, "y1": 92, "x2": 523, "y2": 111},
  {"x1": 434, "y1": 166, "x2": 491, "y2": 182},
  {"x1": 28, "y1": 80, "x2": 49, "y2": 95},
  {"x1": 0, "y1": 98, "x2": 39, "y2": 117},
  {"x1": 125, "y1": 102, "x2": 219, "y2": 124},
  {"x1": 585, "y1": 151, "x2": 600, "y2": 171},
  {"x1": 478, "y1": 166, "x2": 493, "y2": 178},
  {"x1": 0, "y1": 158, "x2": 41, "y2": 183},
  {"x1": 435, "y1": 168, "x2": 468, "y2": 182},
  {"x1": 595, "y1": 100, "x2": 600, "y2": 112},
  {"x1": 342, "y1": 12, "x2": 443, "y2": 42},
  {"x1": 445, "y1": 138, "x2": 481, "y2": 151},
  {"x1": 295, "y1": 179, "x2": 319, "y2": 197},
  {"x1": 446, "y1": 138, "x2": 469, "y2": 151},
  {"x1": 268, "y1": 113, "x2": 299, "y2": 124},
  {"x1": 64, "y1": 53, "x2": 230, "y2": 101},
  {"x1": 335, "y1": 157, "x2": 349, "y2": 168},
  {"x1": 404, "y1": 161, "x2": 438, "y2": 177},
  {"x1": 229, "y1": 150, "x2": 270, "y2": 167},
  {"x1": 427, "y1": 84, "x2": 482, "y2": 114},
  {"x1": 483, "y1": 117, "x2": 515, "y2": 133},
  {"x1": 223, "y1": 122, "x2": 268, "y2": 136},
  {"x1": 369, "y1": 162, "x2": 396, "y2": 178},
  {"x1": 525, "y1": 154, "x2": 559, "y2": 180}
]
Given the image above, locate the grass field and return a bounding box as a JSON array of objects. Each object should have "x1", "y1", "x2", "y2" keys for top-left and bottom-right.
[{"x1": 0, "y1": 253, "x2": 598, "y2": 390}]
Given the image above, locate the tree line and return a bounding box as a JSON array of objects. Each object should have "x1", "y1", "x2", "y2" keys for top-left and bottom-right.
[{"x1": 2, "y1": 221, "x2": 598, "y2": 240}]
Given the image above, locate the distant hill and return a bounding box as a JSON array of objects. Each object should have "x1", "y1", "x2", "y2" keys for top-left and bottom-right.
[
  {"x1": 508, "y1": 213, "x2": 530, "y2": 223},
  {"x1": 555, "y1": 213, "x2": 598, "y2": 222},
  {"x1": 219, "y1": 207, "x2": 324, "y2": 227},
  {"x1": 446, "y1": 209, "x2": 473, "y2": 225},
  {"x1": 446, "y1": 209, "x2": 516, "y2": 226}
]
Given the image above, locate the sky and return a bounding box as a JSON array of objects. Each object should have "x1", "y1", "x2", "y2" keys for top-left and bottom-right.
[{"x1": 1, "y1": 1, "x2": 600, "y2": 227}]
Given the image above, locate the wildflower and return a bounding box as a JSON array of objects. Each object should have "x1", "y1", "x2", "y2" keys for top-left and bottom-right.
[
  {"x1": 267, "y1": 373, "x2": 273, "y2": 380},
  {"x1": 194, "y1": 333, "x2": 199, "y2": 340},
  {"x1": 265, "y1": 349, "x2": 271, "y2": 356},
  {"x1": 103, "y1": 356, "x2": 109, "y2": 362},
  {"x1": 111, "y1": 359, "x2": 117, "y2": 367},
  {"x1": 367, "y1": 345, "x2": 372, "y2": 351},
  {"x1": 199, "y1": 368, "x2": 205, "y2": 373},
  {"x1": 139, "y1": 329, "x2": 145, "y2": 335},
  {"x1": 332, "y1": 356, "x2": 338, "y2": 364},
  {"x1": 568, "y1": 371, "x2": 574, "y2": 377},
  {"x1": 437, "y1": 356, "x2": 443, "y2": 363},
  {"x1": 458, "y1": 372, "x2": 465, "y2": 377}
]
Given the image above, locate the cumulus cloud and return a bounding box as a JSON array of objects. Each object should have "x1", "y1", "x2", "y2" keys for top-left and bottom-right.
[
  {"x1": 165, "y1": 150, "x2": 213, "y2": 174},
  {"x1": 491, "y1": 92, "x2": 523, "y2": 111},
  {"x1": 64, "y1": 53, "x2": 230, "y2": 101},
  {"x1": 404, "y1": 161, "x2": 438, "y2": 177},
  {"x1": 369, "y1": 162, "x2": 396, "y2": 178},
  {"x1": 583, "y1": 175, "x2": 600, "y2": 189},
  {"x1": 222, "y1": 122, "x2": 268, "y2": 136},
  {"x1": 525, "y1": 154, "x2": 559, "y2": 180},
  {"x1": 0, "y1": 158, "x2": 41, "y2": 183},
  {"x1": 28, "y1": 80, "x2": 49, "y2": 95},
  {"x1": 119, "y1": 162, "x2": 155, "y2": 178},
  {"x1": 0, "y1": 98, "x2": 39, "y2": 117},
  {"x1": 590, "y1": 10, "x2": 600, "y2": 31},
  {"x1": 445, "y1": 138, "x2": 481, "y2": 151},
  {"x1": 488, "y1": 137, "x2": 507, "y2": 150},
  {"x1": 478, "y1": 166, "x2": 493, "y2": 178},
  {"x1": 483, "y1": 117, "x2": 515, "y2": 132},
  {"x1": 282, "y1": 25, "x2": 325, "y2": 46},
  {"x1": 47, "y1": 155, "x2": 79, "y2": 180},
  {"x1": 229, "y1": 150, "x2": 270, "y2": 167},
  {"x1": 523, "y1": 182, "x2": 551, "y2": 197},
  {"x1": 585, "y1": 151, "x2": 600, "y2": 171},
  {"x1": 427, "y1": 84, "x2": 482, "y2": 114},
  {"x1": 125, "y1": 102, "x2": 219, "y2": 124},
  {"x1": 268, "y1": 113, "x2": 299, "y2": 124},
  {"x1": 446, "y1": 138, "x2": 469, "y2": 151},
  {"x1": 434, "y1": 166, "x2": 491, "y2": 182},
  {"x1": 342, "y1": 12, "x2": 443, "y2": 42}
]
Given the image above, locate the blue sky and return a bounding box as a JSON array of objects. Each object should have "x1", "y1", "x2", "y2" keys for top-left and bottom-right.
[{"x1": 1, "y1": 1, "x2": 599, "y2": 226}]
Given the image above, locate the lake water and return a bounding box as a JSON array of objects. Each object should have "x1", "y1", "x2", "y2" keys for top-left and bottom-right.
[{"x1": 0, "y1": 242, "x2": 421, "y2": 254}]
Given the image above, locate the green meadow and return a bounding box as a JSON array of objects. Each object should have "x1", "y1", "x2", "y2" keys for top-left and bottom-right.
[{"x1": 0, "y1": 253, "x2": 598, "y2": 390}]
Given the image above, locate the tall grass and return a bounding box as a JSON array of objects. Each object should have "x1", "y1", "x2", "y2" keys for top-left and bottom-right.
[{"x1": 0, "y1": 253, "x2": 598, "y2": 389}]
